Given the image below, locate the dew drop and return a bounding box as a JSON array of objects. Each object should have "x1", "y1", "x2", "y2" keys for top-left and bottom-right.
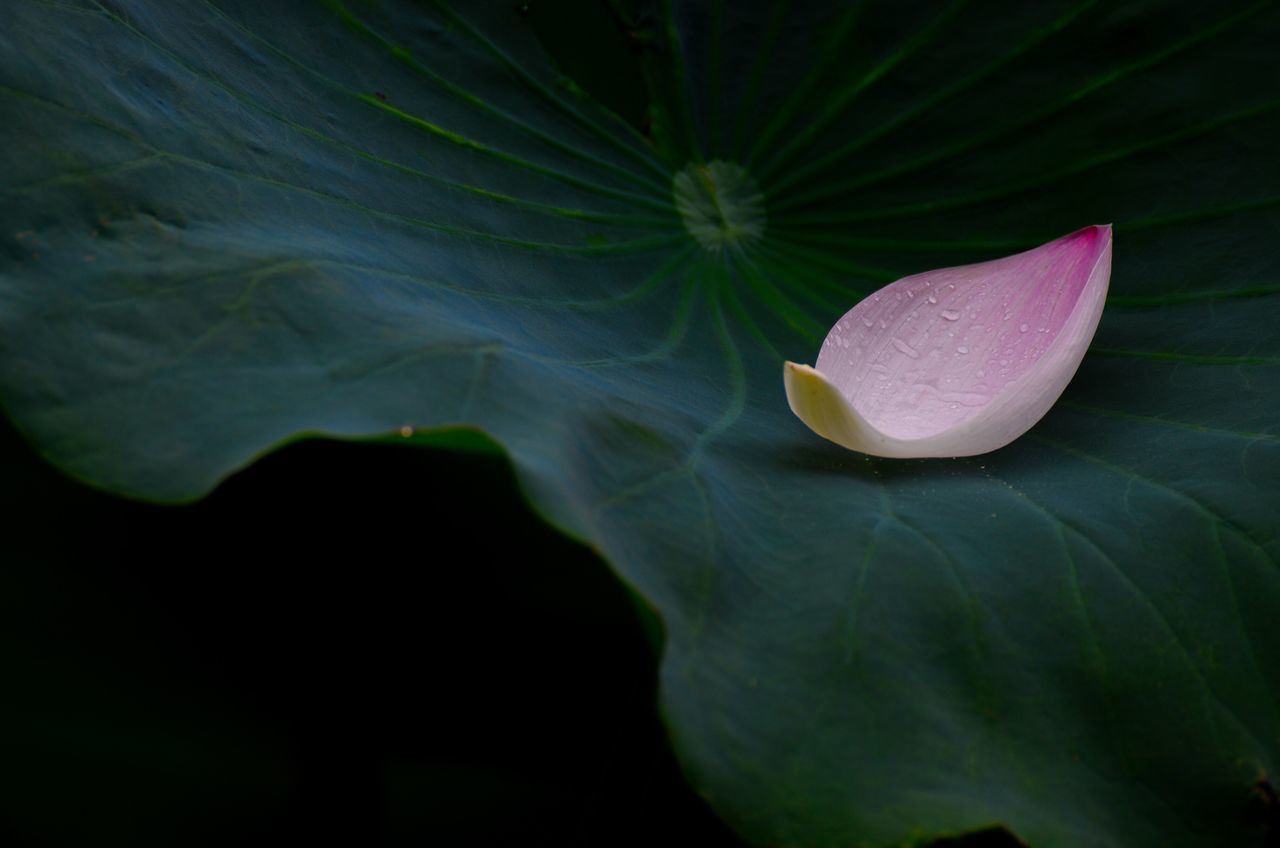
[
  {"x1": 891, "y1": 337, "x2": 921, "y2": 358},
  {"x1": 957, "y1": 345, "x2": 969, "y2": 354},
  {"x1": 862, "y1": 317, "x2": 874, "y2": 327},
  {"x1": 941, "y1": 309, "x2": 961, "y2": 321},
  {"x1": 1019, "y1": 323, "x2": 1029, "y2": 333},
  {"x1": 942, "y1": 391, "x2": 990, "y2": 406},
  {"x1": 927, "y1": 294, "x2": 937, "y2": 304}
]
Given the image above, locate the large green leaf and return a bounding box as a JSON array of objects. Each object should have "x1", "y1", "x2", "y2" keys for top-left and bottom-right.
[{"x1": 3, "y1": 1, "x2": 1278, "y2": 845}]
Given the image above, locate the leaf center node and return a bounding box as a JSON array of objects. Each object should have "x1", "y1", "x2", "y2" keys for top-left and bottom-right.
[{"x1": 672, "y1": 161, "x2": 765, "y2": 252}]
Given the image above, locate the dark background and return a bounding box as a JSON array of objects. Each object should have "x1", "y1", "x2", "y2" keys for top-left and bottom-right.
[{"x1": 0, "y1": 411, "x2": 740, "y2": 847}]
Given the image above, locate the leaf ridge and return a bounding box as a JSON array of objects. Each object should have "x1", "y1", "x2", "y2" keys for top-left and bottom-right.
[
  {"x1": 429, "y1": 0, "x2": 672, "y2": 178},
  {"x1": 770, "y1": 0, "x2": 1263, "y2": 208},
  {"x1": 764, "y1": 0, "x2": 1106, "y2": 201},
  {"x1": 320, "y1": 0, "x2": 675, "y2": 197}
]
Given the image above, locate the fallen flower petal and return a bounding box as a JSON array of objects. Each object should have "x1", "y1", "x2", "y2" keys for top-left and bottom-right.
[{"x1": 785, "y1": 225, "x2": 1112, "y2": 458}]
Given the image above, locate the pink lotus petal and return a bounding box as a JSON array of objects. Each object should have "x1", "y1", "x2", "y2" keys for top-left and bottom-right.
[{"x1": 784, "y1": 225, "x2": 1112, "y2": 457}]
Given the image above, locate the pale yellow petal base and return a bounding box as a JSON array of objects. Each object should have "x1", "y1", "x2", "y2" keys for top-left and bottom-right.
[
  {"x1": 784, "y1": 362, "x2": 898, "y2": 456},
  {"x1": 784, "y1": 362, "x2": 980, "y2": 459}
]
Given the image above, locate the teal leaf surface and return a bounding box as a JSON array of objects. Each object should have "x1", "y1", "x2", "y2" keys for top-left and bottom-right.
[{"x1": 3, "y1": 1, "x2": 1279, "y2": 845}]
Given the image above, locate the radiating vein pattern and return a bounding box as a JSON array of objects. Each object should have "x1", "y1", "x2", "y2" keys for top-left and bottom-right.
[{"x1": 2, "y1": 2, "x2": 1279, "y2": 848}]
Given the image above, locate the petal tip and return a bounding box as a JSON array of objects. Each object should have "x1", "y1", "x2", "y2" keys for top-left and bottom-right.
[
  {"x1": 1086, "y1": 222, "x2": 1114, "y2": 248},
  {"x1": 783, "y1": 360, "x2": 815, "y2": 376}
]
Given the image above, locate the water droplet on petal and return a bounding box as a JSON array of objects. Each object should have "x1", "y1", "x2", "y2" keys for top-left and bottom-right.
[
  {"x1": 941, "y1": 309, "x2": 961, "y2": 321},
  {"x1": 891, "y1": 338, "x2": 920, "y2": 359},
  {"x1": 941, "y1": 391, "x2": 990, "y2": 406},
  {"x1": 957, "y1": 345, "x2": 969, "y2": 354},
  {"x1": 1019, "y1": 323, "x2": 1029, "y2": 333}
]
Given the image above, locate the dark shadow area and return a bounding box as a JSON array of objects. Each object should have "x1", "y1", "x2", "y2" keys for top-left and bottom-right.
[
  {"x1": 524, "y1": 0, "x2": 649, "y2": 131},
  {"x1": 933, "y1": 827, "x2": 1027, "y2": 848},
  {"x1": 1252, "y1": 778, "x2": 1280, "y2": 848},
  {"x1": 0, "y1": 414, "x2": 741, "y2": 847}
]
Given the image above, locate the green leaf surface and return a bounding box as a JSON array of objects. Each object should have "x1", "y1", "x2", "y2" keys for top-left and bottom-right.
[{"x1": 3, "y1": 1, "x2": 1278, "y2": 845}]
